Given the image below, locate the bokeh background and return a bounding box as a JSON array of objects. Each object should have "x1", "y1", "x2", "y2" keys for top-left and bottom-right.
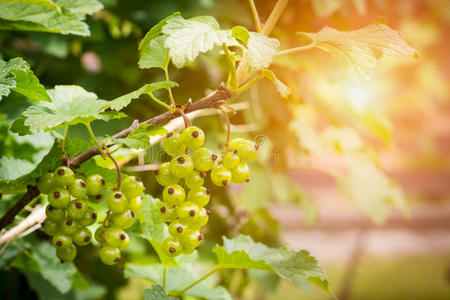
[{"x1": 1, "y1": 0, "x2": 449, "y2": 299}]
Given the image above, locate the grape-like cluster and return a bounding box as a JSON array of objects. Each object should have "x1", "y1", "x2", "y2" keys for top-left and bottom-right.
[
  {"x1": 155, "y1": 126, "x2": 258, "y2": 257},
  {"x1": 38, "y1": 167, "x2": 143, "y2": 265}
]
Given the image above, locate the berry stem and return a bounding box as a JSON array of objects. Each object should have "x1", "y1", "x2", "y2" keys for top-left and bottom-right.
[
  {"x1": 234, "y1": 72, "x2": 264, "y2": 94},
  {"x1": 277, "y1": 43, "x2": 315, "y2": 56},
  {"x1": 163, "y1": 66, "x2": 176, "y2": 110},
  {"x1": 178, "y1": 108, "x2": 192, "y2": 128},
  {"x1": 148, "y1": 92, "x2": 172, "y2": 111},
  {"x1": 248, "y1": 0, "x2": 261, "y2": 32},
  {"x1": 62, "y1": 125, "x2": 69, "y2": 154},
  {"x1": 220, "y1": 108, "x2": 231, "y2": 150},
  {"x1": 84, "y1": 122, "x2": 107, "y2": 159},
  {"x1": 175, "y1": 266, "x2": 219, "y2": 297},
  {"x1": 106, "y1": 152, "x2": 121, "y2": 190}
]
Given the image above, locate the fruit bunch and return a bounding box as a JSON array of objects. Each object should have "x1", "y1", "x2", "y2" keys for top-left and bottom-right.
[
  {"x1": 38, "y1": 167, "x2": 144, "y2": 265},
  {"x1": 155, "y1": 126, "x2": 258, "y2": 257}
]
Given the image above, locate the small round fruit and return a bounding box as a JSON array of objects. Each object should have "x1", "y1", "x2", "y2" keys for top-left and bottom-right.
[
  {"x1": 61, "y1": 218, "x2": 78, "y2": 235},
  {"x1": 195, "y1": 208, "x2": 209, "y2": 227},
  {"x1": 86, "y1": 174, "x2": 106, "y2": 195},
  {"x1": 162, "y1": 184, "x2": 185, "y2": 206},
  {"x1": 180, "y1": 126, "x2": 205, "y2": 149},
  {"x1": 155, "y1": 162, "x2": 179, "y2": 186},
  {"x1": 107, "y1": 191, "x2": 128, "y2": 213},
  {"x1": 104, "y1": 227, "x2": 130, "y2": 250},
  {"x1": 168, "y1": 221, "x2": 189, "y2": 237},
  {"x1": 52, "y1": 233, "x2": 72, "y2": 249},
  {"x1": 179, "y1": 229, "x2": 203, "y2": 250},
  {"x1": 229, "y1": 138, "x2": 246, "y2": 149},
  {"x1": 121, "y1": 176, "x2": 144, "y2": 199},
  {"x1": 99, "y1": 245, "x2": 121, "y2": 265},
  {"x1": 210, "y1": 165, "x2": 232, "y2": 186},
  {"x1": 162, "y1": 132, "x2": 186, "y2": 156},
  {"x1": 170, "y1": 154, "x2": 194, "y2": 178},
  {"x1": 192, "y1": 148, "x2": 216, "y2": 171},
  {"x1": 45, "y1": 205, "x2": 65, "y2": 222},
  {"x1": 41, "y1": 219, "x2": 59, "y2": 236},
  {"x1": 185, "y1": 170, "x2": 205, "y2": 189},
  {"x1": 79, "y1": 207, "x2": 97, "y2": 226},
  {"x1": 176, "y1": 201, "x2": 200, "y2": 223},
  {"x1": 159, "y1": 205, "x2": 177, "y2": 222},
  {"x1": 56, "y1": 244, "x2": 77, "y2": 262},
  {"x1": 68, "y1": 178, "x2": 88, "y2": 198},
  {"x1": 67, "y1": 199, "x2": 88, "y2": 220},
  {"x1": 128, "y1": 195, "x2": 143, "y2": 211},
  {"x1": 231, "y1": 162, "x2": 249, "y2": 183},
  {"x1": 187, "y1": 186, "x2": 210, "y2": 207},
  {"x1": 223, "y1": 150, "x2": 240, "y2": 169},
  {"x1": 72, "y1": 227, "x2": 92, "y2": 246},
  {"x1": 110, "y1": 210, "x2": 135, "y2": 229},
  {"x1": 88, "y1": 192, "x2": 105, "y2": 204},
  {"x1": 163, "y1": 237, "x2": 182, "y2": 257},
  {"x1": 94, "y1": 227, "x2": 105, "y2": 243},
  {"x1": 37, "y1": 172, "x2": 55, "y2": 194},
  {"x1": 53, "y1": 166, "x2": 75, "y2": 186},
  {"x1": 234, "y1": 140, "x2": 258, "y2": 163},
  {"x1": 48, "y1": 188, "x2": 70, "y2": 208}
]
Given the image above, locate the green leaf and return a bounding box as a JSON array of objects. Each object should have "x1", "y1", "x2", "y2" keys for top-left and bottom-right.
[
  {"x1": 112, "y1": 124, "x2": 168, "y2": 149},
  {"x1": 0, "y1": 57, "x2": 49, "y2": 102},
  {"x1": 139, "y1": 35, "x2": 169, "y2": 70},
  {"x1": 261, "y1": 69, "x2": 291, "y2": 98},
  {"x1": 162, "y1": 15, "x2": 238, "y2": 68},
  {"x1": 108, "y1": 81, "x2": 177, "y2": 111},
  {"x1": 0, "y1": 156, "x2": 35, "y2": 180},
  {"x1": 213, "y1": 235, "x2": 332, "y2": 295},
  {"x1": 138, "y1": 12, "x2": 180, "y2": 51},
  {"x1": 247, "y1": 32, "x2": 280, "y2": 71},
  {"x1": 143, "y1": 285, "x2": 176, "y2": 300},
  {"x1": 52, "y1": 0, "x2": 103, "y2": 16},
  {"x1": 299, "y1": 21, "x2": 419, "y2": 81},
  {"x1": 231, "y1": 25, "x2": 250, "y2": 44}
]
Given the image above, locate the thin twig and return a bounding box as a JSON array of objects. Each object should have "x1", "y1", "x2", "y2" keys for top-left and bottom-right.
[
  {"x1": 0, "y1": 204, "x2": 46, "y2": 244},
  {"x1": 248, "y1": 0, "x2": 261, "y2": 32},
  {"x1": 107, "y1": 152, "x2": 121, "y2": 190},
  {"x1": 220, "y1": 108, "x2": 231, "y2": 150}
]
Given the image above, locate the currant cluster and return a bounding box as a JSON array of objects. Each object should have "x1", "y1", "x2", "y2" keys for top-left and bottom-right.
[
  {"x1": 155, "y1": 126, "x2": 258, "y2": 257},
  {"x1": 38, "y1": 167, "x2": 144, "y2": 265}
]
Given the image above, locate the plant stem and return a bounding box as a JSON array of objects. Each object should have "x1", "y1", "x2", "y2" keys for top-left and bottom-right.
[
  {"x1": 220, "y1": 108, "x2": 231, "y2": 149},
  {"x1": 233, "y1": 73, "x2": 264, "y2": 94},
  {"x1": 223, "y1": 44, "x2": 237, "y2": 89},
  {"x1": 262, "y1": 0, "x2": 290, "y2": 35},
  {"x1": 148, "y1": 93, "x2": 172, "y2": 111},
  {"x1": 248, "y1": 0, "x2": 261, "y2": 32},
  {"x1": 164, "y1": 67, "x2": 176, "y2": 109},
  {"x1": 163, "y1": 266, "x2": 167, "y2": 289},
  {"x1": 277, "y1": 44, "x2": 315, "y2": 56},
  {"x1": 62, "y1": 125, "x2": 69, "y2": 154},
  {"x1": 175, "y1": 267, "x2": 219, "y2": 296},
  {"x1": 99, "y1": 210, "x2": 111, "y2": 248},
  {"x1": 84, "y1": 122, "x2": 107, "y2": 159},
  {"x1": 106, "y1": 152, "x2": 121, "y2": 190},
  {"x1": 178, "y1": 109, "x2": 191, "y2": 128}
]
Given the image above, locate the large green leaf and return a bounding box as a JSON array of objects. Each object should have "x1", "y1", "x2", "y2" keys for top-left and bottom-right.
[
  {"x1": 0, "y1": 57, "x2": 49, "y2": 102},
  {"x1": 143, "y1": 285, "x2": 176, "y2": 300},
  {"x1": 213, "y1": 235, "x2": 332, "y2": 295},
  {"x1": 0, "y1": 156, "x2": 35, "y2": 180},
  {"x1": 138, "y1": 12, "x2": 180, "y2": 51},
  {"x1": 139, "y1": 36, "x2": 170, "y2": 70},
  {"x1": 162, "y1": 15, "x2": 238, "y2": 68},
  {"x1": 112, "y1": 124, "x2": 168, "y2": 149},
  {"x1": 247, "y1": 32, "x2": 280, "y2": 71}
]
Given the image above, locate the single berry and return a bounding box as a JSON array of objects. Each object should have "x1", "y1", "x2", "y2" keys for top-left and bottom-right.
[
  {"x1": 170, "y1": 154, "x2": 194, "y2": 178},
  {"x1": 180, "y1": 126, "x2": 205, "y2": 149},
  {"x1": 231, "y1": 162, "x2": 249, "y2": 183},
  {"x1": 45, "y1": 205, "x2": 66, "y2": 222},
  {"x1": 72, "y1": 227, "x2": 92, "y2": 246},
  {"x1": 110, "y1": 210, "x2": 135, "y2": 229},
  {"x1": 159, "y1": 205, "x2": 177, "y2": 222},
  {"x1": 41, "y1": 219, "x2": 59, "y2": 236},
  {"x1": 121, "y1": 176, "x2": 144, "y2": 199},
  {"x1": 79, "y1": 207, "x2": 97, "y2": 226},
  {"x1": 52, "y1": 233, "x2": 72, "y2": 249},
  {"x1": 179, "y1": 229, "x2": 202, "y2": 251},
  {"x1": 184, "y1": 170, "x2": 204, "y2": 189},
  {"x1": 187, "y1": 186, "x2": 210, "y2": 207},
  {"x1": 210, "y1": 165, "x2": 232, "y2": 187},
  {"x1": 48, "y1": 187, "x2": 70, "y2": 208},
  {"x1": 192, "y1": 148, "x2": 215, "y2": 171},
  {"x1": 162, "y1": 133, "x2": 186, "y2": 156},
  {"x1": 162, "y1": 184, "x2": 185, "y2": 206},
  {"x1": 107, "y1": 192, "x2": 128, "y2": 213},
  {"x1": 99, "y1": 245, "x2": 121, "y2": 265},
  {"x1": 86, "y1": 174, "x2": 106, "y2": 195},
  {"x1": 88, "y1": 192, "x2": 105, "y2": 204},
  {"x1": 69, "y1": 178, "x2": 88, "y2": 198},
  {"x1": 56, "y1": 244, "x2": 77, "y2": 262},
  {"x1": 128, "y1": 195, "x2": 143, "y2": 211},
  {"x1": 232, "y1": 139, "x2": 258, "y2": 163},
  {"x1": 195, "y1": 208, "x2": 209, "y2": 227},
  {"x1": 176, "y1": 201, "x2": 200, "y2": 223},
  {"x1": 163, "y1": 237, "x2": 182, "y2": 257},
  {"x1": 168, "y1": 221, "x2": 190, "y2": 237},
  {"x1": 94, "y1": 227, "x2": 105, "y2": 243},
  {"x1": 37, "y1": 172, "x2": 56, "y2": 194},
  {"x1": 67, "y1": 200, "x2": 88, "y2": 219},
  {"x1": 155, "y1": 162, "x2": 179, "y2": 186},
  {"x1": 53, "y1": 166, "x2": 75, "y2": 186},
  {"x1": 223, "y1": 151, "x2": 241, "y2": 169},
  {"x1": 104, "y1": 227, "x2": 130, "y2": 250},
  {"x1": 61, "y1": 218, "x2": 79, "y2": 235}
]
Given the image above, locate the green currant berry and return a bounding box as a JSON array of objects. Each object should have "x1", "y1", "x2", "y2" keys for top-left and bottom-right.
[
  {"x1": 177, "y1": 201, "x2": 200, "y2": 223},
  {"x1": 41, "y1": 219, "x2": 59, "y2": 236},
  {"x1": 179, "y1": 229, "x2": 203, "y2": 250},
  {"x1": 185, "y1": 170, "x2": 205, "y2": 189},
  {"x1": 223, "y1": 150, "x2": 240, "y2": 169},
  {"x1": 72, "y1": 227, "x2": 92, "y2": 246},
  {"x1": 162, "y1": 184, "x2": 185, "y2": 206},
  {"x1": 229, "y1": 138, "x2": 246, "y2": 149},
  {"x1": 154, "y1": 162, "x2": 179, "y2": 186},
  {"x1": 67, "y1": 199, "x2": 88, "y2": 220},
  {"x1": 110, "y1": 210, "x2": 135, "y2": 229},
  {"x1": 61, "y1": 218, "x2": 79, "y2": 235},
  {"x1": 104, "y1": 227, "x2": 130, "y2": 250},
  {"x1": 68, "y1": 178, "x2": 88, "y2": 198},
  {"x1": 231, "y1": 162, "x2": 249, "y2": 183},
  {"x1": 52, "y1": 233, "x2": 72, "y2": 249},
  {"x1": 192, "y1": 148, "x2": 216, "y2": 171},
  {"x1": 210, "y1": 165, "x2": 232, "y2": 186},
  {"x1": 163, "y1": 237, "x2": 182, "y2": 257},
  {"x1": 187, "y1": 186, "x2": 210, "y2": 207},
  {"x1": 37, "y1": 172, "x2": 55, "y2": 194},
  {"x1": 168, "y1": 221, "x2": 189, "y2": 238},
  {"x1": 79, "y1": 207, "x2": 97, "y2": 226},
  {"x1": 121, "y1": 176, "x2": 144, "y2": 199},
  {"x1": 170, "y1": 154, "x2": 194, "y2": 178},
  {"x1": 45, "y1": 205, "x2": 66, "y2": 222},
  {"x1": 180, "y1": 126, "x2": 205, "y2": 149},
  {"x1": 48, "y1": 188, "x2": 70, "y2": 208},
  {"x1": 53, "y1": 166, "x2": 75, "y2": 186},
  {"x1": 162, "y1": 132, "x2": 186, "y2": 156},
  {"x1": 128, "y1": 195, "x2": 143, "y2": 211},
  {"x1": 95, "y1": 227, "x2": 105, "y2": 243},
  {"x1": 56, "y1": 244, "x2": 77, "y2": 262},
  {"x1": 159, "y1": 205, "x2": 177, "y2": 222},
  {"x1": 107, "y1": 191, "x2": 128, "y2": 213},
  {"x1": 99, "y1": 245, "x2": 121, "y2": 265},
  {"x1": 182, "y1": 247, "x2": 196, "y2": 255},
  {"x1": 86, "y1": 174, "x2": 106, "y2": 195},
  {"x1": 88, "y1": 192, "x2": 105, "y2": 204},
  {"x1": 234, "y1": 140, "x2": 258, "y2": 163},
  {"x1": 195, "y1": 208, "x2": 209, "y2": 227}
]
